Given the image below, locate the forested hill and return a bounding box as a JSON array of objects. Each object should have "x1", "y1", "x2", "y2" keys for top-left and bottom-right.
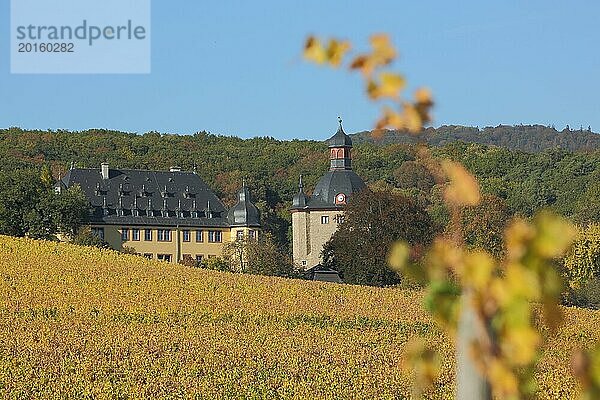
[
  {"x1": 4, "y1": 125, "x2": 600, "y2": 251},
  {"x1": 351, "y1": 124, "x2": 600, "y2": 152}
]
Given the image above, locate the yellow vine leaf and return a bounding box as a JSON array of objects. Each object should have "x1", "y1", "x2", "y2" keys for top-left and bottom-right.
[
  {"x1": 387, "y1": 241, "x2": 411, "y2": 272},
  {"x1": 488, "y1": 359, "x2": 519, "y2": 397},
  {"x1": 402, "y1": 103, "x2": 423, "y2": 133},
  {"x1": 375, "y1": 106, "x2": 404, "y2": 130},
  {"x1": 533, "y1": 211, "x2": 577, "y2": 259},
  {"x1": 502, "y1": 326, "x2": 540, "y2": 366},
  {"x1": 303, "y1": 36, "x2": 326, "y2": 64},
  {"x1": 461, "y1": 251, "x2": 495, "y2": 290},
  {"x1": 378, "y1": 72, "x2": 406, "y2": 98},
  {"x1": 350, "y1": 34, "x2": 396, "y2": 76},
  {"x1": 415, "y1": 87, "x2": 432, "y2": 104},
  {"x1": 325, "y1": 39, "x2": 351, "y2": 67},
  {"x1": 370, "y1": 34, "x2": 396, "y2": 67},
  {"x1": 366, "y1": 72, "x2": 406, "y2": 100},
  {"x1": 441, "y1": 160, "x2": 481, "y2": 207},
  {"x1": 414, "y1": 87, "x2": 434, "y2": 125},
  {"x1": 504, "y1": 218, "x2": 535, "y2": 262},
  {"x1": 572, "y1": 345, "x2": 600, "y2": 399}
]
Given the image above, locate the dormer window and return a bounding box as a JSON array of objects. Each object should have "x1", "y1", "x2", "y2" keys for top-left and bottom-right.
[
  {"x1": 116, "y1": 196, "x2": 125, "y2": 217},
  {"x1": 147, "y1": 198, "x2": 154, "y2": 217},
  {"x1": 161, "y1": 185, "x2": 174, "y2": 198},
  {"x1": 161, "y1": 198, "x2": 169, "y2": 217},
  {"x1": 140, "y1": 184, "x2": 152, "y2": 197},
  {"x1": 132, "y1": 197, "x2": 140, "y2": 217},
  {"x1": 184, "y1": 185, "x2": 196, "y2": 199},
  {"x1": 95, "y1": 182, "x2": 108, "y2": 196},
  {"x1": 118, "y1": 183, "x2": 130, "y2": 197}
]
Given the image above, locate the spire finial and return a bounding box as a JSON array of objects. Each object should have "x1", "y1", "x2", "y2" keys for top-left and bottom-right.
[
  {"x1": 70, "y1": 161, "x2": 75, "y2": 170},
  {"x1": 338, "y1": 116, "x2": 342, "y2": 126},
  {"x1": 299, "y1": 174, "x2": 304, "y2": 190},
  {"x1": 242, "y1": 177, "x2": 246, "y2": 187}
]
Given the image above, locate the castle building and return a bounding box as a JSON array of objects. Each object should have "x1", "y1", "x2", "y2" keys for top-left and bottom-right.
[
  {"x1": 57, "y1": 164, "x2": 260, "y2": 263},
  {"x1": 291, "y1": 120, "x2": 366, "y2": 269}
]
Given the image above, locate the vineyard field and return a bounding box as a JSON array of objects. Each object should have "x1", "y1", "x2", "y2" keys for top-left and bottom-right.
[{"x1": 0, "y1": 235, "x2": 598, "y2": 399}]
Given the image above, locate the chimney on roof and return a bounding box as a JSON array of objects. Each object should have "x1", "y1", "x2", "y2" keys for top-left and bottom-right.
[
  {"x1": 170, "y1": 166, "x2": 181, "y2": 172},
  {"x1": 101, "y1": 163, "x2": 109, "y2": 180}
]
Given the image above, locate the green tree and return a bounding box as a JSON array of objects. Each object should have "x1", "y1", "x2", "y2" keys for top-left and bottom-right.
[
  {"x1": 322, "y1": 189, "x2": 434, "y2": 286},
  {"x1": 393, "y1": 160, "x2": 435, "y2": 192},
  {"x1": 71, "y1": 226, "x2": 110, "y2": 249},
  {"x1": 245, "y1": 233, "x2": 295, "y2": 277},
  {"x1": 52, "y1": 185, "x2": 89, "y2": 237},
  {"x1": 223, "y1": 233, "x2": 294, "y2": 277},
  {"x1": 461, "y1": 194, "x2": 511, "y2": 257},
  {"x1": 0, "y1": 169, "x2": 48, "y2": 237}
]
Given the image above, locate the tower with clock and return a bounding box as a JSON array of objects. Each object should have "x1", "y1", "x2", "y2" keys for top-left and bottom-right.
[{"x1": 291, "y1": 118, "x2": 367, "y2": 270}]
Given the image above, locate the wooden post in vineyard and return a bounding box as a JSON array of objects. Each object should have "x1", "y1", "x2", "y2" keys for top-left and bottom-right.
[{"x1": 456, "y1": 294, "x2": 491, "y2": 400}]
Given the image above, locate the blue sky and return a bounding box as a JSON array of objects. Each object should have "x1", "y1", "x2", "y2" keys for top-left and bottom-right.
[{"x1": 1, "y1": 1, "x2": 599, "y2": 140}]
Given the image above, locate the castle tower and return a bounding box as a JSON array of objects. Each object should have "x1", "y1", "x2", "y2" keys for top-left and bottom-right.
[{"x1": 291, "y1": 118, "x2": 366, "y2": 269}]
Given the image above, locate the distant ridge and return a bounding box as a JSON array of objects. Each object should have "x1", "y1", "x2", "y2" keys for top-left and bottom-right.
[{"x1": 350, "y1": 125, "x2": 600, "y2": 153}]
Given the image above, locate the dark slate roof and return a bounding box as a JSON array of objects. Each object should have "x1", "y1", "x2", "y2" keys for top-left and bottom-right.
[
  {"x1": 305, "y1": 170, "x2": 366, "y2": 210},
  {"x1": 227, "y1": 183, "x2": 261, "y2": 227},
  {"x1": 292, "y1": 175, "x2": 309, "y2": 208},
  {"x1": 58, "y1": 167, "x2": 229, "y2": 228},
  {"x1": 326, "y1": 123, "x2": 353, "y2": 148},
  {"x1": 303, "y1": 265, "x2": 343, "y2": 283}
]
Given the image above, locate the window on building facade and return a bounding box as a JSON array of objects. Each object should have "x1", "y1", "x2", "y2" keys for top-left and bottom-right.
[
  {"x1": 195, "y1": 254, "x2": 203, "y2": 263},
  {"x1": 143, "y1": 253, "x2": 153, "y2": 259},
  {"x1": 196, "y1": 230, "x2": 204, "y2": 243},
  {"x1": 183, "y1": 230, "x2": 190, "y2": 242},
  {"x1": 121, "y1": 228, "x2": 129, "y2": 241},
  {"x1": 321, "y1": 215, "x2": 329, "y2": 224},
  {"x1": 144, "y1": 229, "x2": 152, "y2": 241},
  {"x1": 208, "y1": 230, "x2": 222, "y2": 243},
  {"x1": 91, "y1": 227, "x2": 104, "y2": 240},
  {"x1": 157, "y1": 229, "x2": 171, "y2": 242},
  {"x1": 157, "y1": 254, "x2": 172, "y2": 262},
  {"x1": 248, "y1": 230, "x2": 257, "y2": 240},
  {"x1": 302, "y1": 260, "x2": 307, "y2": 267},
  {"x1": 132, "y1": 228, "x2": 140, "y2": 241},
  {"x1": 236, "y1": 230, "x2": 244, "y2": 240}
]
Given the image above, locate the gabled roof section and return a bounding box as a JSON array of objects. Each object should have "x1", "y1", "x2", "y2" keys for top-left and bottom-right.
[{"x1": 59, "y1": 166, "x2": 229, "y2": 227}]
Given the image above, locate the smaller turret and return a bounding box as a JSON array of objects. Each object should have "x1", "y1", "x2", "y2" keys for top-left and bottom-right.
[
  {"x1": 292, "y1": 175, "x2": 308, "y2": 209},
  {"x1": 227, "y1": 180, "x2": 261, "y2": 227}
]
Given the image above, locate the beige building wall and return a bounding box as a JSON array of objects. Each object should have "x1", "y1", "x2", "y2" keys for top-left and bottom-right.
[
  {"x1": 91, "y1": 225, "x2": 232, "y2": 263},
  {"x1": 292, "y1": 210, "x2": 343, "y2": 269}
]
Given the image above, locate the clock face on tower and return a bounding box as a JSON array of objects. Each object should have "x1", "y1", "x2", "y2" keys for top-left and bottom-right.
[{"x1": 335, "y1": 193, "x2": 346, "y2": 205}]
